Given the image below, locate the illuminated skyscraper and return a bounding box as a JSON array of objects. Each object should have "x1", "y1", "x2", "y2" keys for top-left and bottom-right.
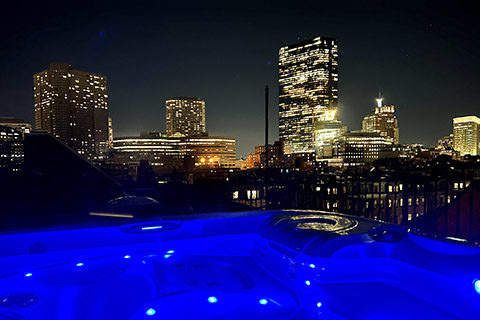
[
  {"x1": 279, "y1": 36, "x2": 339, "y2": 154},
  {"x1": 362, "y1": 97, "x2": 399, "y2": 144},
  {"x1": 453, "y1": 116, "x2": 480, "y2": 156},
  {"x1": 166, "y1": 97, "x2": 206, "y2": 137},
  {"x1": 33, "y1": 63, "x2": 109, "y2": 160}
]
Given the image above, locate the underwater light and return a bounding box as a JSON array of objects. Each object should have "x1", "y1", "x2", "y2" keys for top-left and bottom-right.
[
  {"x1": 166, "y1": 250, "x2": 175, "y2": 254},
  {"x1": 309, "y1": 264, "x2": 316, "y2": 269},
  {"x1": 24, "y1": 273, "x2": 33, "y2": 277},
  {"x1": 317, "y1": 302, "x2": 323, "y2": 308},
  {"x1": 163, "y1": 254, "x2": 172, "y2": 259},
  {"x1": 76, "y1": 263, "x2": 84, "y2": 267},
  {"x1": 146, "y1": 308, "x2": 156, "y2": 316},
  {"x1": 474, "y1": 279, "x2": 480, "y2": 294},
  {"x1": 259, "y1": 298, "x2": 268, "y2": 305},
  {"x1": 124, "y1": 255, "x2": 131, "y2": 259},
  {"x1": 141, "y1": 225, "x2": 163, "y2": 231},
  {"x1": 305, "y1": 280, "x2": 311, "y2": 286},
  {"x1": 208, "y1": 296, "x2": 218, "y2": 303}
]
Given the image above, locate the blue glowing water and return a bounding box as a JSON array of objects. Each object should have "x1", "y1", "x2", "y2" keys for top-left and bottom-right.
[{"x1": 0, "y1": 210, "x2": 479, "y2": 319}]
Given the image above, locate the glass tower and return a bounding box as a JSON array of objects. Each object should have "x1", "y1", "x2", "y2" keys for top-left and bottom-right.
[{"x1": 279, "y1": 37, "x2": 339, "y2": 154}]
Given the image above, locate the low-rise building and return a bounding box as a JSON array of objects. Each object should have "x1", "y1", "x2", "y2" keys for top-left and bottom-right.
[{"x1": 112, "y1": 134, "x2": 237, "y2": 172}]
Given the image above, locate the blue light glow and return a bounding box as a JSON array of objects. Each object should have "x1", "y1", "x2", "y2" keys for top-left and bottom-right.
[
  {"x1": 141, "y1": 225, "x2": 163, "y2": 231},
  {"x1": 3, "y1": 211, "x2": 480, "y2": 319},
  {"x1": 146, "y1": 308, "x2": 156, "y2": 316},
  {"x1": 474, "y1": 279, "x2": 480, "y2": 294}
]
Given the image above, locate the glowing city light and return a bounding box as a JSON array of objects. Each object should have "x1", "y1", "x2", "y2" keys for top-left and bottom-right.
[
  {"x1": 208, "y1": 296, "x2": 218, "y2": 303},
  {"x1": 146, "y1": 308, "x2": 156, "y2": 316},
  {"x1": 24, "y1": 273, "x2": 33, "y2": 277},
  {"x1": 259, "y1": 298, "x2": 268, "y2": 305}
]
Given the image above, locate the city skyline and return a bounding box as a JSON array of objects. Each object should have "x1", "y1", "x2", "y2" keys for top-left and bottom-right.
[{"x1": 1, "y1": 1, "x2": 479, "y2": 157}]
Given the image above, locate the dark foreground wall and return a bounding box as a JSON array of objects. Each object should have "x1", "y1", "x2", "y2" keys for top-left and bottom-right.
[
  {"x1": 0, "y1": 132, "x2": 123, "y2": 230},
  {"x1": 412, "y1": 179, "x2": 480, "y2": 242}
]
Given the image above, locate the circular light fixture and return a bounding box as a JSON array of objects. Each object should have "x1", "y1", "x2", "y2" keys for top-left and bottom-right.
[
  {"x1": 474, "y1": 279, "x2": 480, "y2": 294},
  {"x1": 146, "y1": 308, "x2": 156, "y2": 316}
]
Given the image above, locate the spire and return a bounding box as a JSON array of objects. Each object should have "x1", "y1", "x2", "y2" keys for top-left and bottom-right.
[{"x1": 376, "y1": 90, "x2": 383, "y2": 108}]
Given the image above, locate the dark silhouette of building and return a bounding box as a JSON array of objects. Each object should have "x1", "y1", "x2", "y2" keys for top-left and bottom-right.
[{"x1": 0, "y1": 132, "x2": 122, "y2": 230}]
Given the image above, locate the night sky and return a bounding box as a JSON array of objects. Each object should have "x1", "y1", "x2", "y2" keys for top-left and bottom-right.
[{"x1": 1, "y1": 1, "x2": 478, "y2": 157}]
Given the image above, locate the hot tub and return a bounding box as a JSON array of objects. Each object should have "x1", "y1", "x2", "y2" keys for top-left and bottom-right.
[{"x1": 0, "y1": 210, "x2": 479, "y2": 319}]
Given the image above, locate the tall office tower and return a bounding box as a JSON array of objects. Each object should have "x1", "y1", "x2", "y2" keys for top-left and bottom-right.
[
  {"x1": 165, "y1": 97, "x2": 206, "y2": 137},
  {"x1": 362, "y1": 97, "x2": 399, "y2": 144},
  {"x1": 453, "y1": 116, "x2": 480, "y2": 156},
  {"x1": 33, "y1": 63, "x2": 109, "y2": 160},
  {"x1": 279, "y1": 36, "x2": 339, "y2": 154}
]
